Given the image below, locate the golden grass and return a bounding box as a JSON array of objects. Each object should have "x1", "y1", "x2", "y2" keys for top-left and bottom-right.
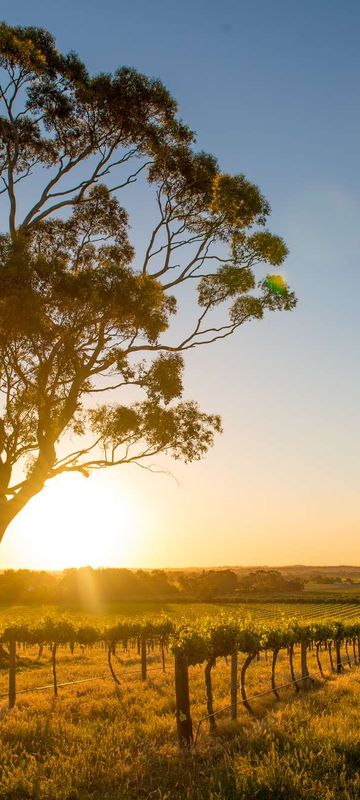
[{"x1": 1, "y1": 638, "x2": 360, "y2": 799}]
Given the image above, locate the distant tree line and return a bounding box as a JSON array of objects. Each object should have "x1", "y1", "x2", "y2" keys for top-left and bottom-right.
[
  {"x1": 0, "y1": 567, "x2": 304, "y2": 605},
  {"x1": 237, "y1": 569, "x2": 304, "y2": 593},
  {"x1": 311, "y1": 574, "x2": 356, "y2": 585}
]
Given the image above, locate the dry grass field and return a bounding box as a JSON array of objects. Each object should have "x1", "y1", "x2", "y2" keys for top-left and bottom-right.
[{"x1": 1, "y1": 602, "x2": 360, "y2": 799}]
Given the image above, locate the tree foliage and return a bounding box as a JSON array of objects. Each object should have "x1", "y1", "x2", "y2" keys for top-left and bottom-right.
[{"x1": 0, "y1": 23, "x2": 296, "y2": 539}]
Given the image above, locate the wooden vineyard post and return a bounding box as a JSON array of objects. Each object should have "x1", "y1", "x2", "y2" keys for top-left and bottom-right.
[
  {"x1": 230, "y1": 651, "x2": 238, "y2": 720},
  {"x1": 204, "y1": 657, "x2": 216, "y2": 733},
  {"x1": 8, "y1": 639, "x2": 16, "y2": 709},
  {"x1": 174, "y1": 652, "x2": 193, "y2": 747},
  {"x1": 141, "y1": 636, "x2": 147, "y2": 681},
  {"x1": 300, "y1": 641, "x2": 310, "y2": 688}
]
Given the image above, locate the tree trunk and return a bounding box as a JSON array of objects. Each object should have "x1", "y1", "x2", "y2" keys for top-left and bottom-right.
[
  {"x1": 0, "y1": 437, "x2": 59, "y2": 543},
  {"x1": 0, "y1": 470, "x2": 50, "y2": 543},
  {"x1": 0, "y1": 509, "x2": 11, "y2": 544},
  {"x1": 329, "y1": 641, "x2": 335, "y2": 672}
]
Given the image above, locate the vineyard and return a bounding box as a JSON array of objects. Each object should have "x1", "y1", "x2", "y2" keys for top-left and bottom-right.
[{"x1": 2, "y1": 603, "x2": 360, "y2": 749}]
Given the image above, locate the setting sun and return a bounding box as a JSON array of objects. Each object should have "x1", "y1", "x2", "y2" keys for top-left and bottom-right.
[{"x1": 1, "y1": 473, "x2": 142, "y2": 570}]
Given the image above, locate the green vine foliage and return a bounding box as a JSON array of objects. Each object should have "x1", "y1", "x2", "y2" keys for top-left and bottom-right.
[{"x1": 1, "y1": 615, "x2": 360, "y2": 662}]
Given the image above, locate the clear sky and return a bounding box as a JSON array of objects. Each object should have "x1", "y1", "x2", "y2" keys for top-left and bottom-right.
[{"x1": 1, "y1": 0, "x2": 360, "y2": 569}]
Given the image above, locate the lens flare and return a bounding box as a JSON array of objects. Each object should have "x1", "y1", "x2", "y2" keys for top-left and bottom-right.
[{"x1": 264, "y1": 274, "x2": 288, "y2": 295}]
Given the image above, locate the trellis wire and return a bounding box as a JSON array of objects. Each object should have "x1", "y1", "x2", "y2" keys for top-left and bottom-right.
[
  {"x1": 193, "y1": 673, "x2": 314, "y2": 745},
  {"x1": 193, "y1": 652, "x2": 360, "y2": 745},
  {"x1": 0, "y1": 659, "x2": 173, "y2": 701},
  {"x1": 0, "y1": 674, "x2": 105, "y2": 699},
  {"x1": 194, "y1": 673, "x2": 319, "y2": 745}
]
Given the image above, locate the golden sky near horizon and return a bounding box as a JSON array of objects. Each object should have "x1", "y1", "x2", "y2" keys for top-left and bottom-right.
[{"x1": 1, "y1": 455, "x2": 359, "y2": 570}]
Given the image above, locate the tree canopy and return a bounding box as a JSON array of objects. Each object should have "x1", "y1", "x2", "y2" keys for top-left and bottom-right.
[{"x1": 0, "y1": 23, "x2": 296, "y2": 540}]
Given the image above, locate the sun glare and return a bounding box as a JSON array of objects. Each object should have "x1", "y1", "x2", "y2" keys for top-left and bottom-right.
[{"x1": 2, "y1": 473, "x2": 142, "y2": 570}]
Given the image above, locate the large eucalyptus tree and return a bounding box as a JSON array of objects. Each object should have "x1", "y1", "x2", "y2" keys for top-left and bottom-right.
[{"x1": 0, "y1": 23, "x2": 295, "y2": 541}]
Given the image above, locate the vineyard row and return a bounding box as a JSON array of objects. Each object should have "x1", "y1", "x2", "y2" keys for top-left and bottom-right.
[{"x1": 1, "y1": 614, "x2": 360, "y2": 746}]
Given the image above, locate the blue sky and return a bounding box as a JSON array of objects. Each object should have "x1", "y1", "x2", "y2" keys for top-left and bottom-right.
[{"x1": 1, "y1": 0, "x2": 360, "y2": 568}]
